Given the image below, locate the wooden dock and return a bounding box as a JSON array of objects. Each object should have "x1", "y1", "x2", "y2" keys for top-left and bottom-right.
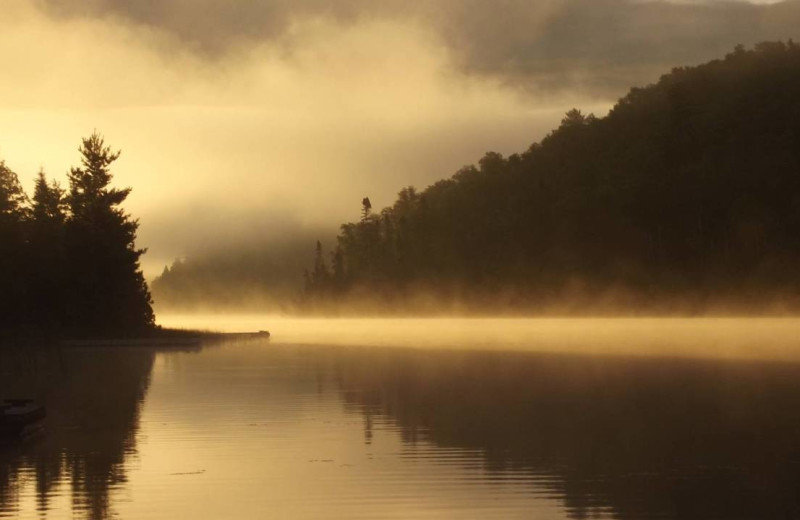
[{"x1": 60, "y1": 330, "x2": 270, "y2": 348}]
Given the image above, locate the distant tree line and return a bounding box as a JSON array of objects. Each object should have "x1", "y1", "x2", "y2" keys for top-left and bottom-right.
[
  {"x1": 0, "y1": 133, "x2": 154, "y2": 338},
  {"x1": 304, "y1": 42, "x2": 800, "y2": 312},
  {"x1": 151, "y1": 231, "x2": 328, "y2": 312}
]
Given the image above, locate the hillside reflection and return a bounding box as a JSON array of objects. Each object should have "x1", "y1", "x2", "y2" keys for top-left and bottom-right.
[
  {"x1": 326, "y1": 347, "x2": 800, "y2": 519},
  {"x1": 4, "y1": 339, "x2": 800, "y2": 519},
  {"x1": 0, "y1": 347, "x2": 155, "y2": 520}
]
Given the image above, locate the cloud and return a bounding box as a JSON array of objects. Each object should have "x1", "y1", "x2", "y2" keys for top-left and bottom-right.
[
  {"x1": 426, "y1": 0, "x2": 800, "y2": 95},
  {"x1": 36, "y1": 0, "x2": 800, "y2": 97},
  {"x1": 4, "y1": 0, "x2": 798, "y2": 277},
  {"x1": 4, "y1": 1, "x2": 590, "y2": 276}
]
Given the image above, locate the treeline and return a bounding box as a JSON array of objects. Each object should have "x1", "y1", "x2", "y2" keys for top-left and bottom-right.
[
  {"x1": 151, "y1": 230, "x2": 332, "y2": 312},
  {"x1": 305, "y1": 42, "x2": 800, "y2": 312},
  {"x1": 0, "y1": 133, "x2": 154, "y2": 338}
]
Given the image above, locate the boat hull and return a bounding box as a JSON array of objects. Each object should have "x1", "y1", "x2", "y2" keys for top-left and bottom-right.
[{"x1": 0, "y1": 401, "x2": 46, "y2": 440}]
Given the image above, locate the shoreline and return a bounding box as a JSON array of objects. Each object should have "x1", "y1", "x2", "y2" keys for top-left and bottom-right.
[
  {"x1": 0, "y1": 329, "x2": 270, "y2": 349},
  {"x1": 61, "y1": 330, "x2": 270, "y2": 347}
]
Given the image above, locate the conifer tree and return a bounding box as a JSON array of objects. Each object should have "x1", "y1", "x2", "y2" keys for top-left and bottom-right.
[
  {"x1": 0, "y1": 161, "x2": 29, "y2": 221},
  {"x1": 29, "y1": 170, "x2": 68, "y2": 330},
  {"x1": 0, "y1": 161, "x2": 29, "y2": 332},
  {"x1": 361, "y1": 197, "x2": 372, "y2": 222},
  {"x1": 32, "y1": 169, "x2": 66, "y2": 225},
  {"x1": 65, "y1": 133, "x2": 154, "y2": 335}
]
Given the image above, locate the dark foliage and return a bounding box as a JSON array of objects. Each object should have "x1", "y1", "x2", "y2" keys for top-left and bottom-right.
[
  {"x1": 0, "y1": 133, "x2": 154, "y2": 338},
  {"x1": 306, "y1": 42, "x2": 800, "y2": 312},
  {"x1": 0, "y1": 161, "x2": 30, "y2": 330}
]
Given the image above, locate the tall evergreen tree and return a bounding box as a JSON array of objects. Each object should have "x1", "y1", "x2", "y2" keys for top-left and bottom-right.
[
  {"x1": 0, "y1": 161, "x2": 28, "y2": 221},
  {"x1": 31, "y1": 169, "x2": 66, "y2": 225},
  {"x1": 65, "y1": 133, "x2": 154, "y2": 335},
  {"x1": 361, "y1": 197, "x2": 372, "y2": 222},
  {"x1": 28, "y1": 170, "x2": 68, "y2": 330},
  {"x1": 0, "y1": 161, "x2": 29, "y2": 333},
  {"x1": 304, "y1": 240, "x2": 331, "y2": 295}
]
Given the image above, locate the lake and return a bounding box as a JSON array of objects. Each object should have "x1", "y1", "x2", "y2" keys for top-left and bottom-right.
[{"x1": 2, "y1": 317, "x2": 800, "y2": 519}]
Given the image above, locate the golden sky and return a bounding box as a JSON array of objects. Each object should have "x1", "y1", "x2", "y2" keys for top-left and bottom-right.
[{"x1": 1, "y1": 0, "x2": 797, "y2": 275}]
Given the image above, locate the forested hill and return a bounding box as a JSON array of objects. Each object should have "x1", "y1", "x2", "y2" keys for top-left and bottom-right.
[{"x1": 304, "y1": 42, "x2": 800, "y2": 312}]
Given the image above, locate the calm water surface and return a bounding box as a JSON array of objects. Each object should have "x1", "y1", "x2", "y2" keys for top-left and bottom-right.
[{"x1": 2, "y1": 317, "x2": 800, "y2": 519}]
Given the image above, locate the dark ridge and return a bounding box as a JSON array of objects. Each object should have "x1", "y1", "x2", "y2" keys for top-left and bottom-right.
[{"x1": 304, "y1": 41, "x2": 800, "y2": 314}]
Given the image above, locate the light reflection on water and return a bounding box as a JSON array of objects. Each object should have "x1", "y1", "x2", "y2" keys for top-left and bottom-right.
[
  {"x1": 2, "y1": 318, "x2": 800, "y2": 519},
  {"x1": 159, "y1": 315, "x2": 800, "y2": 361}
]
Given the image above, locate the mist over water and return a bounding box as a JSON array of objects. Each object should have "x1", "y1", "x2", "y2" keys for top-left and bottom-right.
[
  {"x1": 160, "y1": 315, "x2": 800, "y2": 362},
  {"x1": 4, "y1": 319, "x2": 800, "y2": 519}
]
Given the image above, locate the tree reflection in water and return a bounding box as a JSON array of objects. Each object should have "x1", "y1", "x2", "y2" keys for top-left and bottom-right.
[
  {"x1": 0, "y1": 346, "x2": 155, "y2": 520},
  {"x1": 3, "y1": 343, "x2": 800, "y2": 519},
  {"x1": 325, "y1": 347, "x2": 800, "y2": 519}
]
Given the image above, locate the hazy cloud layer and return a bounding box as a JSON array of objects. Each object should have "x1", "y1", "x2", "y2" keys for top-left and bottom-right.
[
  {"x1": 3, "y1": 0, "x2": 799, "y2": 276},
  {"x1": 5, "y1": 1, "x2": 580, "y2": 276},
  {"x1": 38, "y1": 0, "x2": 800, "y2": 96}
]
